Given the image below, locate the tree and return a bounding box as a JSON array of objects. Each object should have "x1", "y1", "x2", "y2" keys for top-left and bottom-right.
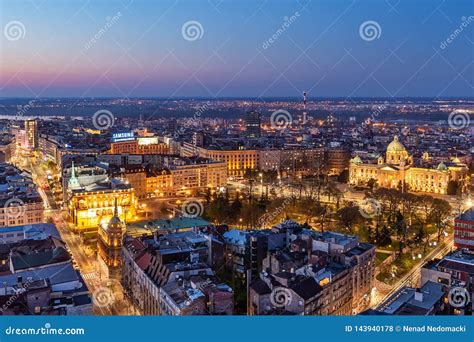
[
  {"x1": 243, "y1": 169, "x2": 258, "y2": 203},
  {"x1": 413, "y1": 224, "x2": 429, "y2": 253},
  {"x1": 312, "y1": 202, "x2": 329, "y2": 232},
  {"x1": 205, "y1": 187, "x2": 211, "y2": 205},
  {"x1": 367, "y1": 178, "x2": 377, "y2": 193},
  {"x1": 392, "y1": 211, "x2": 408, "y2": 257},
  {"x1": 378, "y1": 225, "x2": 392, "y2": 246},
  {"x1": 429, "y1": 198, "x2": 452, "y2": 242},
  {"x1": 400, "y1": 192, "x2": 419, "y2": 226},
  {"x1": 374, "y1": 187, "x2": 402, "y2": 221},
  {"x1": 241, "y1": 203, "x2": 265, "y2": 229},
  {"x1": 336, "y1": 206, "x2": 363, "y2": 233}
]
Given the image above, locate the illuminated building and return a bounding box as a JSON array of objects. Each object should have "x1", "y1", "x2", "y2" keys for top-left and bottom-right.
[
  {"x1": 326, "y1": 148, "x2": 350, "y2": 176},
  {"x1": 258, "y1": 147, "x2": 348, "y2": 177},
  {"x1": 110, "y1": 133, "x2": 170, "y2": 155},
  {"x1": 122, "y1": 157, "x2": 227, "y2": 198},
  {"x1": 98, "y1": 198, "x2": 125, "y2": 277},
  {"x1": 201, "y1": 149, "x2": 258, "y2": 178},
  {"x1": 120, "y1": 165, "x2": 147, "y2": 198},
  {"x1": 171, "y1": 158, "x2": 227, "y2": 194},
  {"x1": 38, "y1": 135, "x2": 59, "y2": 162},
  {"x1": 24, "y1": 119, "x2": 38, "y2": 150},
  {"x1": 145, "y1": 168, "x2": 174, "y2": 197},
  {"x1": 62, "y1": 161, "x2": 108, "y2": 202},
  {"x1": 181, "y1": 143, "x2": 257, "y2": 178},
  {"x1": 349, "y1": 136, "x2": 469, "y2": 194},
  {"x1": 67, "y1": 163, "x2": 137, "y2": 231}
]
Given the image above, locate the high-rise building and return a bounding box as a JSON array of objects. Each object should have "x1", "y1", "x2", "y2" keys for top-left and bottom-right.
[
  {"x1": 245, "y1": 110, "x2": 261, "y2": 138},
  {"x1": 24, "y1": 119, "x2": 38, "y2": 150},
  {"x1": 302, "y1": 91, "x2": 308, "y2": 124},
  {"x1": 193, "y1": 131, "x2": 205, "y2": 147}
]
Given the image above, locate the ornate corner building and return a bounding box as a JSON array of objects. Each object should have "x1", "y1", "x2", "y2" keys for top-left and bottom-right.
[{"x1": 349, "y1": 136, "x2": 469, "y2": 194}]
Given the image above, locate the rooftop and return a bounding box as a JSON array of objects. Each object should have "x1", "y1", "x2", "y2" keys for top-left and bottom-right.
[
  {"x1": 457, "y1": 208, "x2": 474, "y2": 222},
  {"x1": 126, "y1": 217, "x2": 211, "y2": 236}
]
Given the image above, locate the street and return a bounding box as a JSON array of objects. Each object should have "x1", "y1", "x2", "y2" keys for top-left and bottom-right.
[{"x1": 24, "y1": 155, "x2": 139, "y2": 316}]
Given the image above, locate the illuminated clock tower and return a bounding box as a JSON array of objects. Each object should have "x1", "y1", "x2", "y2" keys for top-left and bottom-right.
[{"x1": 98, "y1": 198, "x2": 125, "y2": 278}]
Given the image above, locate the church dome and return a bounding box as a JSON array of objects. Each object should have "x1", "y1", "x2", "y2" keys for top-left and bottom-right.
[{"x1": 387, "y1": 136, "x2": 406, "y2": 153}]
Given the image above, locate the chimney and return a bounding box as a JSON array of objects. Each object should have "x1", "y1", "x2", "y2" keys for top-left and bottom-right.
[{"x1": 414, "y1": 290, "x2": 423, "y2": 302}]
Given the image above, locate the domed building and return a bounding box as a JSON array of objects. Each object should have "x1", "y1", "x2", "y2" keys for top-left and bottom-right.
[
  {"x1": 349, "y1": 136, "x2": 469, "y2": 194},
  {"x1": 385, "y1": 136, "x2": 410, "y2": 166}
]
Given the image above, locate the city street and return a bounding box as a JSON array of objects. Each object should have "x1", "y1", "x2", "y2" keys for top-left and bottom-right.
[
  {"x1": 26, "y1": 156, "x2": 139, "y2": 316},
  {"x1": 372, "y1": 238, "x2": 454, "y2": 310}
]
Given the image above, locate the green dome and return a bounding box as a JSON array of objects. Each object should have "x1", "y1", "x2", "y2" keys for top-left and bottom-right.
[{"x1": 437, "y1": 162, "x2": 447, "y2": 171}]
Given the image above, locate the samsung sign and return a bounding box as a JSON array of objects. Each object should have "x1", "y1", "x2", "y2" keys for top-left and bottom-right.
[{"x1": 112, "y1": 132, "x2": 135, "y2": 142}]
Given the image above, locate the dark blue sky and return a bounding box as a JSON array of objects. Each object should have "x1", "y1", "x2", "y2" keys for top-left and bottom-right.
[{"x1": 1, "y1": 0, "x2": 473, "y2": 98}]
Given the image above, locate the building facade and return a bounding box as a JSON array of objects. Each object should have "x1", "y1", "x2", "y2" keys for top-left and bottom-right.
[
  {"x1": 122, "y1": 158, "x2": 227, "y2": 198},
  {"x1": 0, "y1": 164, "x2": 44, "y2": 228},
  {"x1": 181, "y1": 143, "x2": 258, "y2": 178},
  {"x1": 454, "y1": 208, "x2": 474, "y2": 251},
  {"x1": 350, "y1": 136, "x2": 469, "y2": 194},
  {"x1": 110, "y1": 137, "x2": 170, "y2": 155}
]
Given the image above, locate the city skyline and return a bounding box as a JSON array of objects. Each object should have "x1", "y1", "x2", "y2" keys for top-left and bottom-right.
[{"x1": 1, "y1": 0, "x2": 473, "y2": 98}]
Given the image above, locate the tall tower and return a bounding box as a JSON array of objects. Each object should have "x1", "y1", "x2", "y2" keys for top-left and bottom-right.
[
  {"x1": 24, "y1": 119, "x2": 38, "y2": 150},
  {"x1": 302, "y1": 91, "x2": 307, "y2": 124},
  {"x1": 98, "y1": 198, "x2": 125, "y2": 278},
  {"x1": 67, "y1": 161, "x2": 81, "y2": 190},
  {"x1": 245, "y1": 110, "x2": 261, "y2": 138}
]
